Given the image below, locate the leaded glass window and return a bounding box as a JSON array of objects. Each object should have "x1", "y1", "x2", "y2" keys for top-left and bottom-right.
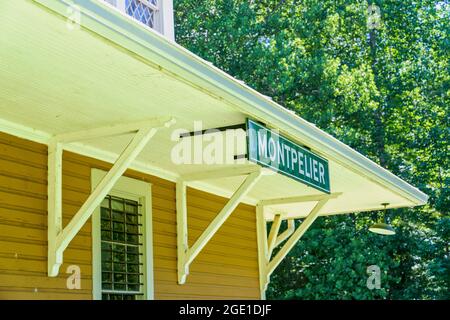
[
  {"x1": 100, "y1": 195, "x2": 144, "y2": 300},
  {"x1": 101, "y1": 0, "x2": 159, "y2": 30},
  {"x1": 125, "y1": 0, "x2": 158, "y2": 29}
]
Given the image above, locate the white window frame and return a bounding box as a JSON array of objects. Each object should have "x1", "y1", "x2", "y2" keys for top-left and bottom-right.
[{"x1": 91, "y1": 168, "x2": 154, "y2": 300}]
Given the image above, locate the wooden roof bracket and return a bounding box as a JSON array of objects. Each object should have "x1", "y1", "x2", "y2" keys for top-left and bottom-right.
[
  {"x1": 256, "y1": 192, "x2": 342, "y2": 299},
  {"x1": 177, "y1": 166, "x2": 263, "y2": 284},
  {"x1": 48, "y1": 117, "x2": 174, "y2": 277}
]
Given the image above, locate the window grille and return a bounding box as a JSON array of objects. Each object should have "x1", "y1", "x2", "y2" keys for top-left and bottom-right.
[
  {"x1": 100, "y1": 195, "x2": 144, "y2": 300},
  {"x1": 125, "y1": 0, "x2": 158, "y2": 28},
  {"x1": 101, "y1": 0, "x2": 159, "y2": 30}
]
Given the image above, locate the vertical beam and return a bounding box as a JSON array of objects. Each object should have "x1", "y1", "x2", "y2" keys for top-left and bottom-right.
[
  {"x1": 185, "y1": 170, "x2": 262, "y2": 267},
  {"x1": 49, "y1": 127, "x2": 157, "y2": 276},
  {"x1": 47, "y1": 140, "x2": 63, "y2": 276},
  {"x1": 266, "y1": 199, "x2": 329, "y2": 278},
  {"x1": 267, "y1": 214, "x2": 283, "y2": 258},
  {"x1": 176, "y1": 179, "x2": 188, "y2": 284},
  {"x1": 256, "y1": 203, "x2": 269, "y2": 299}
]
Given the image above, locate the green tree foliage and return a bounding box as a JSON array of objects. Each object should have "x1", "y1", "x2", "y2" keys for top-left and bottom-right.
[{"x1": 174, "y1": 0, "x2": 449, "y2": 299}]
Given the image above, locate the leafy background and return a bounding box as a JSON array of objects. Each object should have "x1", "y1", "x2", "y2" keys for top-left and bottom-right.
[{"x1": 173, "y1": 0, "x2": 449, "y2": 299}]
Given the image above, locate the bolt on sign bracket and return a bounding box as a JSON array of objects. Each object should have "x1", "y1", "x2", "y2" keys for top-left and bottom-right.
[
  {"x1": 48, "y1": 117, "x2": 173, "y2": 277},
  {"x1": 177, "y1": 166, "x2": 263, "y2": 284},
  {"x1": 256, "y1": 192, "x2": 342, "y2": 298}
]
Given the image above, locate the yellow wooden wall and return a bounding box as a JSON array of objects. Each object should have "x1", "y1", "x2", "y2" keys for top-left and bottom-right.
[{"x1": 0, "y1": 132, "x2": 260, "y2": 299}]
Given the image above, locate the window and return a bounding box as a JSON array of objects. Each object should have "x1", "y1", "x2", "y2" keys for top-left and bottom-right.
[
  {"x1": 99, "y1": 0, "x2": 175, "y2": 42},
  {"x1": 101, "y1": 0, "x2": 160, "y2": 30},
  {"x1": 125, "y1": 0, "x2": 158, "y2": 29},
  {"x1": 100, "y1": 195, "x2": 143, "y2": 300},
  {"x1": 92, "y1": 169, "x2": 153, "y2": 300}
]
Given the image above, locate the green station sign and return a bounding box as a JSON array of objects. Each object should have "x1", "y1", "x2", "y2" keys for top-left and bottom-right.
[{"x1": 246, "y1": 119, "x2": 330, "y2": 193}]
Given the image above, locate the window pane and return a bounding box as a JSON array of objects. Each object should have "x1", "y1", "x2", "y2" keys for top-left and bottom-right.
[
  {"x1": 125, "y1": 203, "x2": 137, "y2": 214},
  {"x1": 113, "y1": 222, "x2": 124, "y2": 232},
  {"x1": 127, "y1": 246, "x2": 138, "y2": 254},
  {"x1": 126, "y1": 214, "x2": 138, "y2": 224},
  {"x1": 111, "y1": 199, "x2": 124, "y2": 211},
  {"x1": 127, "y1": 253, "x2": 139, "y2": 264},
  {"x1": 102, "y1": 262, "x2": 112, "y2": 272},
  {"x1": 114, "y1": 263, "x2": 126, "y2": 273},
  {"x1": 113, "y1": 232, "x2": 125, "y2": 242},
  {"x1": 128, "y1": 274, "x2": 139, "y2": 284},
  {"x1": 102, "y1": 272, "x2": 112, "y2": 282},
  {"x1": 126, "y1": 224, "x2": 138, "y2": 234},
  {"x1": 101, "y1": 242, "x2": 111, "y2": 251},
  {"x1": 102, "y1": 283, "x2": 112, "y2": 290},
  {"x1": 101, "y1": 230, "x2": 111, "y2": 241},
  {"x1": 128, "y1": 284, "x2": 140, "y2": 292},
  {"x1": 127, "y1": 234, "x2": 139, "y2": 244},
  {"x1": 128, "y1": 264, "x2": 140, "y2": 273},
  {"x1": 100, "y1": 207, "x2": 110, "y2": 219},
  {"x1": 114, "y1": 283, "x2": 126, "y2": 291},
  {"x1": 114, "y1": 273, "x2": 125, "y2": 283},
  {"x1": 101, "y1": 219, "x2": 111, "y2": 231},
  {"x1": 112, "y1": 211, "x2": 124, "y2": 222},
  {"x1": 113, "y1": 251, "x2": 125, "y2": 263},
  {"x1": 113, "y1": 244, "x2": 125, "y2": 253},
  {"x1": 101, "y1": 250, "x2": 111, "y2": 262}
]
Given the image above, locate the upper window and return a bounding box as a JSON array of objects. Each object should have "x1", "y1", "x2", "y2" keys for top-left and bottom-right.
[
  {"x1": 125, "y1": 0, "x2": 158, "y2": 29},
  {"x1": 102, "y1": 0, "x2": 160, "y2": 31},
  {"x1": 100, "y1": 0, "x2": 175, "y2": 41}
]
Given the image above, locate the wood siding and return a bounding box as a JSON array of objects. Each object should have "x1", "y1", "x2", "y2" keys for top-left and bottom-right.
[{"x1": 0, "y1": 132, "x2": 260, "y2": 299}]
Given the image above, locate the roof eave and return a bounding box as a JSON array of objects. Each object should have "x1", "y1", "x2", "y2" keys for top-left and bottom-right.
[{"x1": 33, "y1": 0, "x2": 429, "y2": 206}]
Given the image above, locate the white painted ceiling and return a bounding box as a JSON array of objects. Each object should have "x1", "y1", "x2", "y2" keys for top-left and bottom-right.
[{"x1": 0, "y1": 1, "x2": 416, "y2": 220}]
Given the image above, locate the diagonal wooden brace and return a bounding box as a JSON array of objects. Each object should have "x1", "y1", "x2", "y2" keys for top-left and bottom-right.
[
  {"x1": 48, "y1": 118, "x2": 172, "y2": 276},
  {"x1": 257, "y1": 192, "x2": 342, "y2": 295},
  {"x1": 267, "y1": 214, "x2": 283, "y2": 258},
  {"x1": 274, "y1": 219, "x2": 295, "y2": 248},
  {"x1": 266, "y1": 215, "x2": 295, "y2": 258},
  {"x1": 177, "y1": 168, "x2": 262, "y2": 284}
]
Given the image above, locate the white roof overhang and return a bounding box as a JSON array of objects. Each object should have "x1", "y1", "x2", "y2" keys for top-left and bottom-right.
[{"x1": 0, "y1": 0, "x2": 428, "y2": 220}]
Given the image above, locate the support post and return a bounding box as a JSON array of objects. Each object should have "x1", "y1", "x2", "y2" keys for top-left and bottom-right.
[
  {"x1": 176, "y1": 179, "x2": 188, "y2": 284},
  {"x1": 256, "y1": 203, "x2": 269, "y2": 299},
  {"x1": 47, "y1": 140, "x2": 63, "y2": 276}
]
